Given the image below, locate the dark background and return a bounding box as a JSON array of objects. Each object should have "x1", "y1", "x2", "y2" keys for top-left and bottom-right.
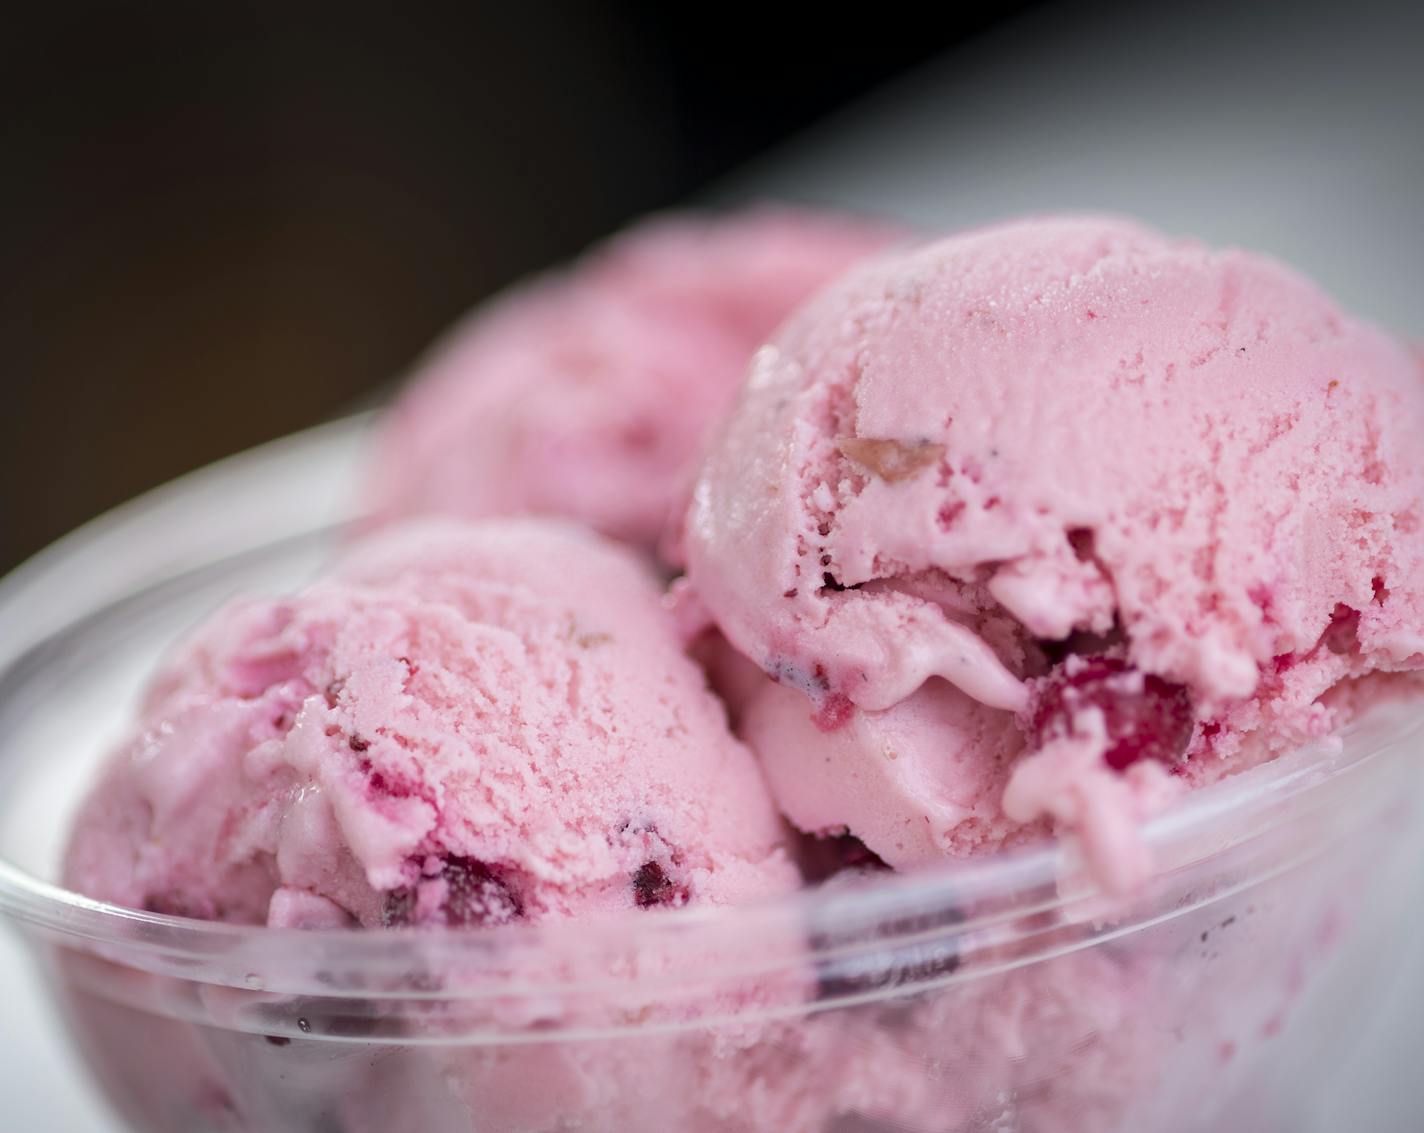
[{"x1": 0, "y1": 2, "x2": 1041, "y2": 572}]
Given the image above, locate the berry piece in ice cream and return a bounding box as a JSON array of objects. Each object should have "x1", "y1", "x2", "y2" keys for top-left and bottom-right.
[{"x1": 1029, "y1": 655, "x2": 1195, "y2": 773}]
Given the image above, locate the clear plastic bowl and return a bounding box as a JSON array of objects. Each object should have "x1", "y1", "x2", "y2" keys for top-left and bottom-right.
[{"x1": 2, "y1": 419, "x2": 1424, "y2": 1133}]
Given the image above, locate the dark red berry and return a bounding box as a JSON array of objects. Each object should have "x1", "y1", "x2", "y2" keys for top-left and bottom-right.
[
  {"x1": 440, "y1": 857, "x2": 523, "y2": 926},
  {"x1": 633, "y1": 861, "x2": 689, "y2": 908},
  {"x1": 380, "y1": 856, "x2": 522, "y2": 927},
  {"x1": 1321, "y1": 604, "x2": 1361, "y2": 656},
  {"x1": 1031, "y1": 656, "x2": 1194, "y2": 772}
]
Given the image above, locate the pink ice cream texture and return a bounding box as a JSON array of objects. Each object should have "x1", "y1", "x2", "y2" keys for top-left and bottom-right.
[
  {"x1": 682, "y1": 214, "x2": 1424, "y2": 889},
  {"x1": 365, "y1": 207, "x2": 900, "y2": 556},
  {"x1": 63, "y1": 518, "x2": 799, "y2": 927}
]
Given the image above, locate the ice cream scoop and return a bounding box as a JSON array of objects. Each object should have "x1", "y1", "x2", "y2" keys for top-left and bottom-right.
[
  {"x1": 63, "y1": 518, "x2": 799, "y2": 927},
  {"x1": 365, "y1": 207, "x2": 901, "y2": 558},
  {"x1": 681, "y1": 215, "x2": 1424, "y2": 887}
]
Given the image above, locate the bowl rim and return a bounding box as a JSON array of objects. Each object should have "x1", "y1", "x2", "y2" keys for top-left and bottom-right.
[
  {"x1": 4, "y1": 703, "x2": 1418, "y2": 1012},
  {"x1": 1, "y1": 415, "x2": 1421, "y2": 1003}
]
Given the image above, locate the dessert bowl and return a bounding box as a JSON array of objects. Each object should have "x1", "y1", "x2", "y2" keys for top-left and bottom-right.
[{"x1": 2, "y1": 419, "x2": 1423, "y2": 1133}]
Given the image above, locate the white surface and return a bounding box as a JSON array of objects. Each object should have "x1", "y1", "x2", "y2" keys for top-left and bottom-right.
[{"x1": 3, "y1": 0, "x2": 1421, "y2": 1126}]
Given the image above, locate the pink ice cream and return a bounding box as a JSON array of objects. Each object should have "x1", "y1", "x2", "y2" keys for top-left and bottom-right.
[
  {"x1": 682, "y1": 215, "x2": 1424, "y2": 887},
  {"x1": 365, "y1": 207, "x2": 901, "y2": 556},
  {"x1": 63, "y1": 518, "x2": 799, "y2": 927},
  {"x1": 46, "y1": 212, "x2": 1424, "y2": 1133}
]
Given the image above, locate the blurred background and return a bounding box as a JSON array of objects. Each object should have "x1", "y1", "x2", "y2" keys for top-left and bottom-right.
[
  {"x1": 1, "y1": 0, "x2": 1419, "y2": 572},
  {"x1": 0, "y1": 0, "x2": 1038, "y2": 571}
]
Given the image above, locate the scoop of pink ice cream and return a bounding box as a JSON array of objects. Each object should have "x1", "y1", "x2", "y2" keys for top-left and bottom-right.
[
  {"x1": 682, "y1": 215, "x2": 1424, "y2": 887},
  {"x1": 365, "y1": 207, "x2": 901, "y2": 556},
  {"x1": 63, "y1": 518, "x2": 799, "y2": 926}
]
